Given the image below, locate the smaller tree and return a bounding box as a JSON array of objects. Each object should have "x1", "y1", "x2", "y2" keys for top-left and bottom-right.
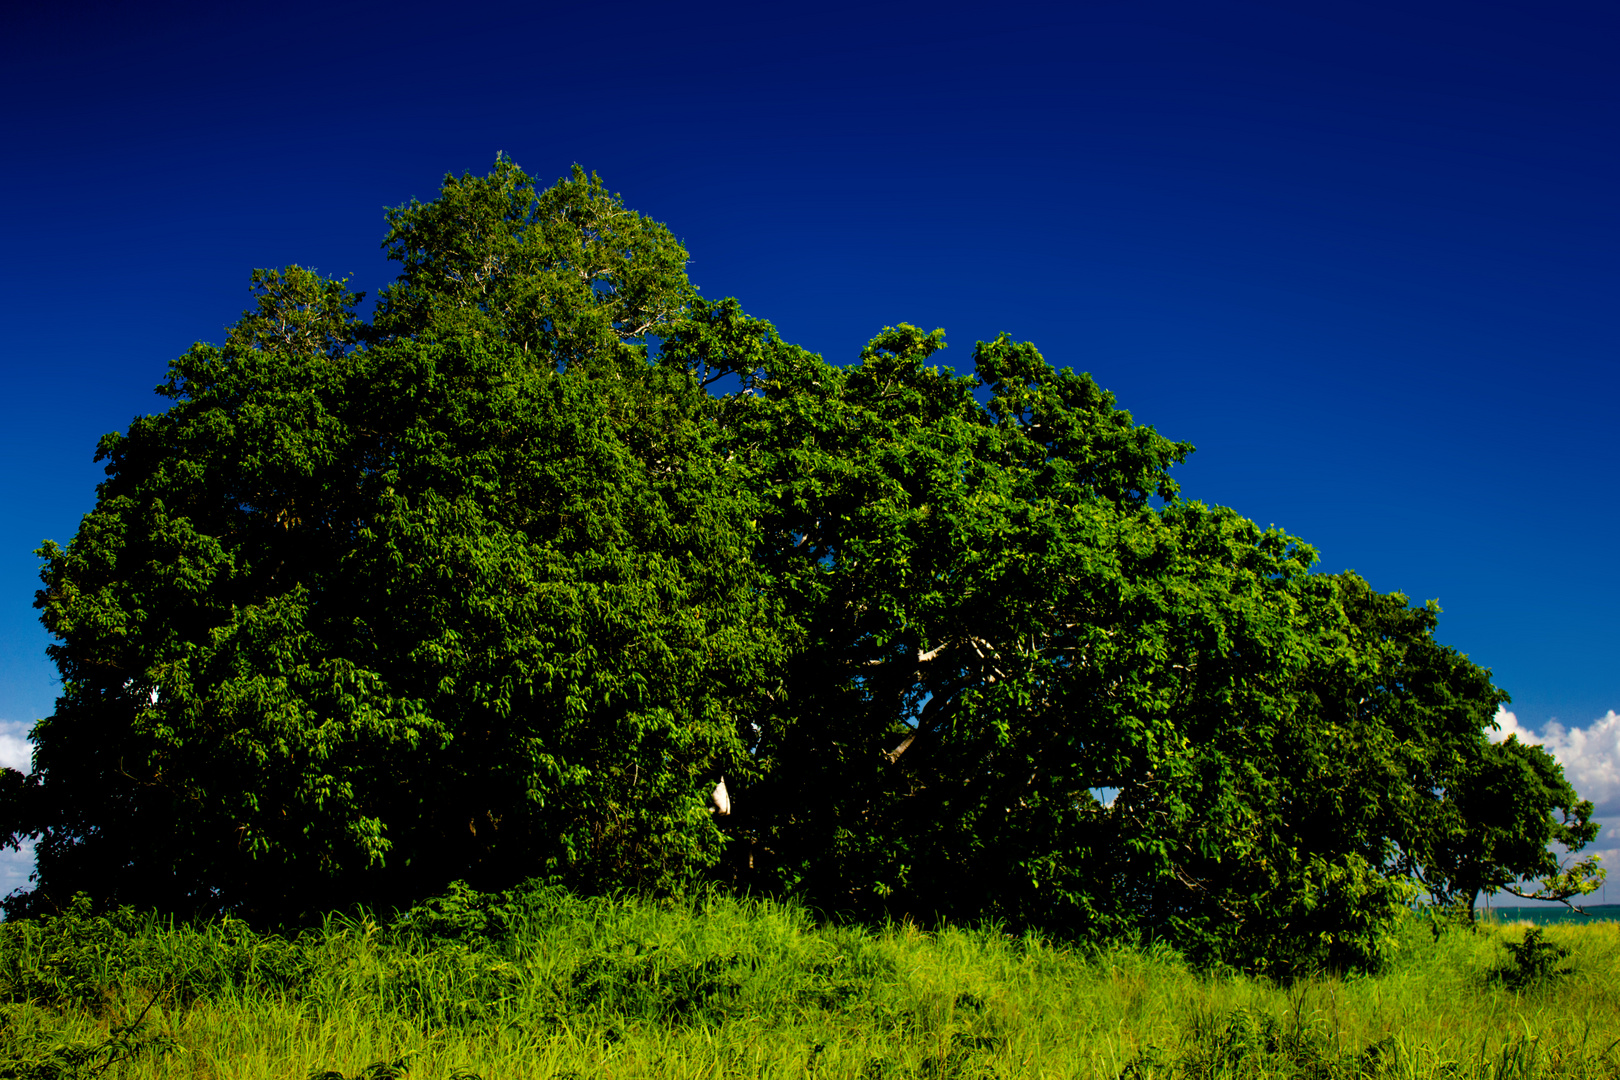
[
  {"x1": 1303, "y1": 579, "x2": 1603, "y2": 922},
  {"x1": 656, "y1": 300, "x2": 1604, "y2": 971},
  {"x1": 1423, "y1": 733, "x2": 1603, "y2": 919}
]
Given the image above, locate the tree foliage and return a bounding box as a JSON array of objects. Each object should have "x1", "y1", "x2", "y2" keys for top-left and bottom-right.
[
  {"x1": 2, "y1": 160, "x2": 1600, "y2": 969},
  {"x1": 10, "y1": 169, "x2": 768, "y2": 918},
  {"x1": 659, "y1": 301, "x2": 1600, "y2": 973}
]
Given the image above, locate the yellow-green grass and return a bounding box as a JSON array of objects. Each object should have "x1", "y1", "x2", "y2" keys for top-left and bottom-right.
[{"x1": 1, "y1": 889, "x2": 1617, "y2": 1079}]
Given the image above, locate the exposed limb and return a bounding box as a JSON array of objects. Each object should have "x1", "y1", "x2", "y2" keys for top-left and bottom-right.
[
  {"x1": 884, "y1": 732, "x2": 916, "y2": 765},
  {"x1": 883, "y1": 676, "x2": 972, "y2": 764},
  {"x1": 967, "y1": 636, "x2": 1008, "y2": 683},
  {"x1": 1171, "y1": 862, "x2": 1245, "y2": 922},
  {"x1": 1501, "y1": 854, "x2": 1607, "y2": 911}
]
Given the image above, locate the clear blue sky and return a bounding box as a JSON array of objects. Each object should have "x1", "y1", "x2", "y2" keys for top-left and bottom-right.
[{"x1": 2, "y1": 2, "x2": 1615, "y2": 760}]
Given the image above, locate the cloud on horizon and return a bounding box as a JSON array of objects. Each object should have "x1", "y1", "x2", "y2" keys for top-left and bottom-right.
[
  {"x1": 0, "y1": 722, "x2": 34, "y2": 903},
  {"x1": 1491, "y1": 707, "x2": 1620, "y2": 902},
  {"x1": 1492, "y1": 708, "x2": 1620, "y2": 812},
  {"x1": 0, "y1": 720, "x2": 31, "y2": 776}
]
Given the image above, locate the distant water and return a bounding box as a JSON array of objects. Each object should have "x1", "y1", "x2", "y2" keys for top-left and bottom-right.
[{"x1": 1481, "y1": 904, "x2": 1620, "y2": 926}]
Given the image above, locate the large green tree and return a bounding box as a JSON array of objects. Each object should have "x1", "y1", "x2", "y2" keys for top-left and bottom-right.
[
  {"x1": 8, "y1": 166, "x2": 771, "y2": 920},
  {"x1": 3, "y1": 160, "x2": 1600, "y2": 966}
]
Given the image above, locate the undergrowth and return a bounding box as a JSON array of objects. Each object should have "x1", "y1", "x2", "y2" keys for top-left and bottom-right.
[{"x1": 0, "y1": 885, "x2": 1613, "y2": 1078}]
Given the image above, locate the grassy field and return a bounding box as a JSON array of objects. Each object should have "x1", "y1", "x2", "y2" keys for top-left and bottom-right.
[{"x1": 0, "y1": 884, "x2": 1617, "y2": 1079}]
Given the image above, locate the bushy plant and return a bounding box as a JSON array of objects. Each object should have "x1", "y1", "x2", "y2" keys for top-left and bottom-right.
[{"x1": 1489, "y1": 925, "x2": 1573, "y2": 991}]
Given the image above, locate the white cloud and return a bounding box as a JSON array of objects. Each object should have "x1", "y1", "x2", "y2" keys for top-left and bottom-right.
[
  {"x1": 0, "y1": 722, "x2": 37, "y2": 912},
  {"x1": 1490, "y1": 708, "x2": 1540, "y2": 745},
  {"x1": 0, "y1": 841, "x2": 33, "y2": 902},
  {"x1": 0, "y1": 721, "x2": 32, "y2": 775},
  {"x1": 1493, "y1": 707, "x2": 1620, "y2": 816}
]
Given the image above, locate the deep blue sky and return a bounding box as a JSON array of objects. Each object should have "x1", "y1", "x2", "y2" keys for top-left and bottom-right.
[{"x1": 2, "y1": 2, "x2": 1615, "y2": 746}]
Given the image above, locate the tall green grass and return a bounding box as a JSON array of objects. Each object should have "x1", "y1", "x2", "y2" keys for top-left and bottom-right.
[{"x1": 0, "y1": 884, "x2": 1616, "y2": 1079}]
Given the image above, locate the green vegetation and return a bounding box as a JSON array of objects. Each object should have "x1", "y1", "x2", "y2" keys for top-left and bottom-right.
[
  {"x1": 0, "y1": 884, "x2": 1617, "y2": 1079},
  {"x1": 1, "y1": 157, "x2": 1603, "y2": 974}
]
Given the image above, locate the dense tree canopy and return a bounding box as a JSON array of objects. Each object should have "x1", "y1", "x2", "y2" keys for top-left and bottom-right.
[{"x1": 3, "y1": 160, "x2": 1600, "y2": 971}]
